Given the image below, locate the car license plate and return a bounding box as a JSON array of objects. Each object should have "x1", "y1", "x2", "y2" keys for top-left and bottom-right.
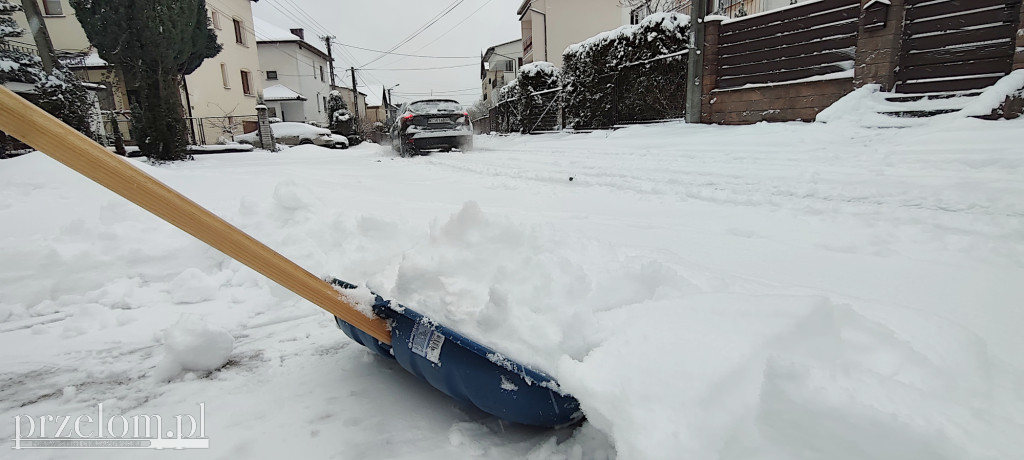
[{"x1": 429, "y1": 117, "x2": 449, "y2": 124}]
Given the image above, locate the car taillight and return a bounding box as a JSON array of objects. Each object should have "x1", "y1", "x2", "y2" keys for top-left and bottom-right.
[{"x1": 401, "y1": 114, "x2": 414, "y2": 127}]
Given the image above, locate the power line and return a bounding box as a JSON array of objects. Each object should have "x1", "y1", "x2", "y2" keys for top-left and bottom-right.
[
  {"x1": 380, "y1": 0, "x2": 496, "y2": 68},
  {"x1": 335, "y1": 42, "x2": 477, "y2": 59},
  {"x1": 359, "y1": 0, "x2": 467, "y2": 68},
  {"x1": 359, "y1": 63, "x2": 478, "y2": 71}
]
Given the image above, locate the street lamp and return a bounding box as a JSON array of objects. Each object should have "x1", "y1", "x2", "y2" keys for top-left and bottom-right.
[{"x1": 386, "y1": 84, "x2": 400, "y2": 123}]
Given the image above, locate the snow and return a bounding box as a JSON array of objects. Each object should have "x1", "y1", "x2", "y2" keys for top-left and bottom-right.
[
  {"x1": 157, "y1": 316, "x2": 235, "y2": 376},
  {"x1": 564, "y1": 12, "x2": 689, "y2": 56},
  {"x1": 2, "y1": 118, "x2": 1024, "y2": 458},
  {"x1": 819, "y1": 71, "x2": 1024, "y2": 126},
  {"x1": 715, "y1": 68, "x2": 854, "y2": 92},
  {"x1": 519, "y1": 61, "x2": 557, "y2": 78},
  {"x1": 958, "y1": 69, "x2": 1024, "y2": 117},
  {"x1": 262, "y1": 83, "x2": 307, "y2": 101}
]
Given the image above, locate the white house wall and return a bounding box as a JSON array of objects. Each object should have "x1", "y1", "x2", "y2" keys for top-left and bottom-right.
[
  {"x1": 185, "y1": 0, "x2": 262, "y2": 144},
  {"x1": 257, "y1": 42, "x2": 331, "y2": 124},
  {"x1": 520, "y1": 0, "x2": 622, "y2": 69}
]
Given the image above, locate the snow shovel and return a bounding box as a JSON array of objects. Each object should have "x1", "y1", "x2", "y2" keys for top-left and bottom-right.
[{"x1": 0, "y1": 86, "x2": 581, "y2": 428}]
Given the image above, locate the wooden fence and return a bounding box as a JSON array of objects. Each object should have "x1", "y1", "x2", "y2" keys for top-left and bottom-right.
[
  {"x1": 715, "y1": 0, "x2": 860, "y2": 89},
  {"x1": 896, "y1": 0, "x2": 1021, "y2": 93}
]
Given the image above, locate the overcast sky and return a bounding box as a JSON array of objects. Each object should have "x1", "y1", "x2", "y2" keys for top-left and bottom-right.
[{"x1": 251, "y1": 0, "x2": 525, "y2": 106}]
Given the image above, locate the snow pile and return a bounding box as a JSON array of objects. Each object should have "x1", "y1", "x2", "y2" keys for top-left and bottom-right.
[
  {"x1": 819, "y1": 71, "x2": 1024, "y2": 126},
  {"x1": 959, "y1": 69, "x2": 1024, "y2": 117},
  {"x1": 162, "y1": 316, "x2": 234, "y2": 371}
]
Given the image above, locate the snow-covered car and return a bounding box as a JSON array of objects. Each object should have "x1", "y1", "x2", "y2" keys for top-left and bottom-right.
[
  {"x1": 390, "y1": 99, "x2": 473, "y2": 156},
  {"x1": 329, "y1": 134, "x2": 349, "y2": 149},
  {"x1": 236, "y1": 122, "x2": 335, "y2": 147}
]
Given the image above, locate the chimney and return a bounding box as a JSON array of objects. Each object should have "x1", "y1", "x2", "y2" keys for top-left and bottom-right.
[{"x1": 290, "y1": 28, "x2": 305, "y2": 40}]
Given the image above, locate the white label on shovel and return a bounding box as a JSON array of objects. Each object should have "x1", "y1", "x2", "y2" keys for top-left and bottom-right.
[{"x1": 410, "y1": 320, "x2": 444, "y2": 365}]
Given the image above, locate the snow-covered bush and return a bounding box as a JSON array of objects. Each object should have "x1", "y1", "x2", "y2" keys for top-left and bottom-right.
[
  {"x1": 495, "y1": 62, "x2": 560, "y2": 133},
  {"x1": 562, "y1": 12, "x2": 690, "y2": 128},
  {"x1": 495, "y1": 78, "x2": 521, "y2": 133},
  {"x1": 517, "y1": 62, "x2": 561, "y2": 132},
  {"x1": 327, "y1": 90, "x2": 354, "y2": 134}
]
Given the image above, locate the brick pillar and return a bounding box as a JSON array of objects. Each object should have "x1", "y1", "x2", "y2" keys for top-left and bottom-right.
[
  {"x1": 255, "y1": 105, "x2": 277, "y2": 152},
  {"x1": 854, "y1": 0, "x2": 905, "y2": 91},
  {"x1": 1014, "y1": 0, "x2": 1024, "y2": 71},
  {"x1": 700, "y1": 17, "x2": 722, "y2": 124}
]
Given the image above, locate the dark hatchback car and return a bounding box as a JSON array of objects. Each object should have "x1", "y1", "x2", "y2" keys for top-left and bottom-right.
[{"x1": 390, "y1": 99, "x2": 473, "y2": 156}]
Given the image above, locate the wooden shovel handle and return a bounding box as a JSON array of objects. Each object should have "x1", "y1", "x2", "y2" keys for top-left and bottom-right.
[{"x1": 0, "y1": 86, "x2": 391, "y2": 344}]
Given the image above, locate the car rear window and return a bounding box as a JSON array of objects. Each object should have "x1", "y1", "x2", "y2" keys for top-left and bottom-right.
[{"x1": 408, "y1": 100, "x2": 461, "y2": 114}]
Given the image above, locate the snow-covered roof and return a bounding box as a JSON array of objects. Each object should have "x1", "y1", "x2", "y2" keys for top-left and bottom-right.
[
  {"x1": 253, "y1": 17, "x2": 302, "y2": 43},
  {"x1": 262, "y1": 84, "x2": 307, "y2": 101}
]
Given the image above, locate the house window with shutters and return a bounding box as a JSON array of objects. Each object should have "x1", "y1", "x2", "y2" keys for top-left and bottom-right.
[
  {"x1": 233, "y1": 18, "x2": 245, "y2": 45},
  {"x1": 43, "y1": 0, "x2": 63, "y2": 15},
  {"x1": 240, "y1": 70, "x2": 253, "y2": 96},
  {"x1": 211, "y1": 11, "x2": 221, "y2": 29}
]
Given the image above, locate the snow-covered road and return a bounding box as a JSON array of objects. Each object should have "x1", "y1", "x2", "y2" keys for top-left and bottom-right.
[{"x1": 1, "y1": 117, "x2": 1022, "y2": 459}]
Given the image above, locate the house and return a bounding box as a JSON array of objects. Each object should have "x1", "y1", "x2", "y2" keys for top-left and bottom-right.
[
  {"x1": 8, "y1": 0, "x2": 263, "y2": 145},
  {"x1": 8, "y1": 0, "x2": 132, "y2": 140},
  {"x1": 517, "y1": 0, "x2": 622, "y2": 69},
  {"x1": 480, "y1": 39, "x2": 522, "y2": 106},
  {"x1": 253, "y1": 18, "x2": 334, "y2": 125},
  {"x1": 185, "y1": 0, "x2": 262, "y2": 144}
]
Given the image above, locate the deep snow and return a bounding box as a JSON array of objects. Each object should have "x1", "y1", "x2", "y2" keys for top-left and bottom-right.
[{"x1": 1, "y1": 117, "x2": 1023, "y2": 459}]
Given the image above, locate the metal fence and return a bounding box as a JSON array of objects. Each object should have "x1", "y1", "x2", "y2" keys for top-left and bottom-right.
[
  {"x1": 486, "y1": 49, "x2": 688, "y2": 133},
  {"x1": 185, "y1": 115, "x2": 259, "y2": 146}
]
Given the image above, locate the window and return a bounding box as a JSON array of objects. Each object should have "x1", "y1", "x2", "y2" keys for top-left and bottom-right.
[
  {"x1": 240, "y1": 70, "x2": 253, "y2": 95},
  {"x1": 233, "y1": 19, "x2": 245, "y2": 45},
  {"x1": 95, "y1": 86, "x2": 115, "y2": 111},
  {"x1": 43, "y1": 0, "x2": 63, "y2": 15},
  {"x1": 211, "y1": 11, "x2": 221, "y2": 29},
  {"x1": 319, "y1": 66, "x2": 325, "y2": 82},
  {"x1": 316, "y1": 94, "x2": 321, "y2": 112},
  {"x1": 220, "y1": 63, "x2": 230, "y2": 88},
  {"x1": 323, "y1": 97, "x2": 328, "y2": 112},
  {"x1": 268, "y1": 107, "x2": 277, "y2": 118},
  {"x1": 266, "y1": 70, "x2": 278, "y2": 80}
]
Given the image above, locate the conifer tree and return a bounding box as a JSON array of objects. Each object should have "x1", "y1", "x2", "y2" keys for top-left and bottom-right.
[{"x1": 70, "y1": 0, "x2": 222, "y2": 161}]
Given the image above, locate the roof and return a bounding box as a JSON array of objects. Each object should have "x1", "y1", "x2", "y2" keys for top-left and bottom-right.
[
  {"x1": 253, "y1": 17, "x2": 332, "y2": 62},
  {"x1": 262, "y1": 84, "x2": 307, "y2": 101},
  {"x1": 483, "y1": 38, "x2": 524, "y2": 62},
  {"x1": 517, "y1": 0, "x2": 533, "y2": 16}
]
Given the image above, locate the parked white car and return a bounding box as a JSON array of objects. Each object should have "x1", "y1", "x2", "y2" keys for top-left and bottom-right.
[
  {"x1": 236, "y1": 122, "x2": 335, "y2": 147},
  {"x1": 329, "y1": 134, "x2": 349, "y2": 149}
]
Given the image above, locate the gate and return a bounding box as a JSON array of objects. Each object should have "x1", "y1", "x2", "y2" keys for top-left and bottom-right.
[{"x1": 896, "y1": 0, "x2": 1022, "y2": 93}]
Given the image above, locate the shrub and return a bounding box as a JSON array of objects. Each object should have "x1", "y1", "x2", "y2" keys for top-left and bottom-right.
[{"x1": 562, "y1": 12, "x2": 690, "y2": 128}]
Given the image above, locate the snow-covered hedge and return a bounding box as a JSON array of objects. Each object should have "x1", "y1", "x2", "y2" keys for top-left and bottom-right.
[
  {"x1": 562, "y1": 12, "x2": 690, "y2": 128},
  {"x1": 495, "y1": 62, "x2": 561, "y2": 133}
]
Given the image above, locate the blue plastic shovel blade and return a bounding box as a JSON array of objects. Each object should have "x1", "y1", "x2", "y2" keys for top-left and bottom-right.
[{"x1": 330, "y1": 280, "x2": 582, "y2": 428}]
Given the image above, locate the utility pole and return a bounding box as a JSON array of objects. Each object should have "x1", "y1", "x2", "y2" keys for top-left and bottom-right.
[
  {"x1": 685, "y1": 0, "x2": 707, "y2": 124},
  {"x1": 350, "y1": 67, "x2": 360, "y2": 130},
  {"x1": 21, "y1": 0, "x2": 57, "y2": 72},
  {"x1": 321, "y1": 35, "x2": 337, "y2": 87}
]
